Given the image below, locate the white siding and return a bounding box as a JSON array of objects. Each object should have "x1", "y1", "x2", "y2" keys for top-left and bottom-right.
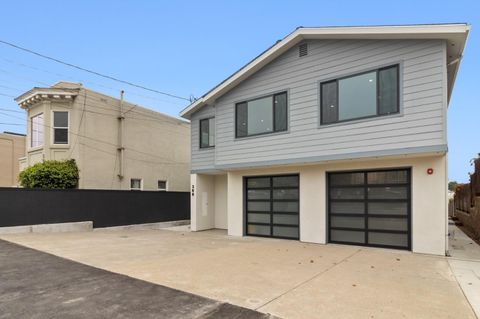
[{"x1": 192, "y1": 39, "x2": 447, "y2": 170}]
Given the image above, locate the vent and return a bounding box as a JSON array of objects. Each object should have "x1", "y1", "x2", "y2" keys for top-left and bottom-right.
[{"x1": 299, "y1": 43, "x2": 308, "y2": 57}]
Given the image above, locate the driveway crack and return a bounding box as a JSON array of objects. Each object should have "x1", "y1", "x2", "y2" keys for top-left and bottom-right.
[{"x1": 255, "y1": 248, "x2": 361, "y2": 311}]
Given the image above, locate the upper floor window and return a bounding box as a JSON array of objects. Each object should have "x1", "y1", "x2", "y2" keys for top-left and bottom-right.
[
  {"x1": 200, "y1": 117, "x2": 215, "y2": 148},
  {"x1": 31, "y1": 113, "x2": 44, "y2": 148},
  {"x1": 236, "y1": 92, "x2": 287, "y2": 138},
  {"x1": 53, "y1": 111, "x2": 69, "y2": 144},
  {"x1": 320, "y1": 65, "x2": 399, "y2": 125}
]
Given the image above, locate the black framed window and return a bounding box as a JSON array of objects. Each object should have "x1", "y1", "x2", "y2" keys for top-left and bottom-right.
[
  {"x1": 199, "y1": 117, "x2": 215, "y2": 148},
  {"x1": 236, "y1": 92, "x2": 287, "y2": 138},
  {"x1": 320, "y1": 65, "x2": 399, "y2": 125}
]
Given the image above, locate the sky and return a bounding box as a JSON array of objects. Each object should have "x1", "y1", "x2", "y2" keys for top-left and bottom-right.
[{"x1": 0, "y1": 0, "x2": 478, "y2": 182}]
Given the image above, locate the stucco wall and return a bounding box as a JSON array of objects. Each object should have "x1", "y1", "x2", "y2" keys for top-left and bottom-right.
[
  {"x1": 21, "y1": 83, "x2": 191, "y2": 191},
  {"x1": 0, "y1": 133, "x2": 25, "y2": 186},
  {"x1": 193, "y1": 153, "x2": 447, "y2": 255}
]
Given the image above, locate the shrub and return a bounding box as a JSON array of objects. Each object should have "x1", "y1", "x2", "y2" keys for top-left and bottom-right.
[{"x1": 18, "y1": 159, "x2": 79, "y2": 189}]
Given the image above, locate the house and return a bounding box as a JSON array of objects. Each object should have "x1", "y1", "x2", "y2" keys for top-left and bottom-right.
[
  {"x1": 16, "y1": 82, "x2": 190, "y2": 191},
  {"x1": 0, "y1": 131, "x2": 26, "y2": 187},
  {"x1": 180, "y1": 24, "x2": 470, "y2": 256}
]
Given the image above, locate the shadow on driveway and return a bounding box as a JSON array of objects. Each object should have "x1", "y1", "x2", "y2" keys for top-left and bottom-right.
[{"x1": 0, "y1": 240, "x2": 273, "y2": 319}]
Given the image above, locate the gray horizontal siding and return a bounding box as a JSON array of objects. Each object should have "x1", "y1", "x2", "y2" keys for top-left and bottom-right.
[
  {"x1": 193, "y1": 39, "x2": 447, "y2": 169},
  {"x1": 190, "y1": 105, "x2": 215, "y2": 171}
]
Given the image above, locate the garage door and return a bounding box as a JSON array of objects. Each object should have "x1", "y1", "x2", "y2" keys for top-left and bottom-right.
[
  {"x1": 328, "y1": 169, "x2": 411, "y2": 250},
  {"x1": 245, "y1": 175, "x2": 299, "y2": 239}
]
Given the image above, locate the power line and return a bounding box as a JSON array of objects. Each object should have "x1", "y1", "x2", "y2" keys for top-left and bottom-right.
[
  {"x1": 0, "y1": 39, "x2": 191, "y2": 101},
  {"x1": 0, "y1": 57, "x2": 186, "y2": 106},
  {"x1": 0, "y1": 107, "x2": 24, "y2": 113},
  {"x1": 0, "y1": 92, "x2": 15, "y2": 98},
  {"x1": 0, "y1": 122, "x2": 23, "y2": 125},
  {"x1": 0, "y1": 110, "x2": 189, "y2": 164}
]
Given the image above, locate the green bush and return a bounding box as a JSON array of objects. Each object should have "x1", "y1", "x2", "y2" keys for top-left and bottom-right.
[{"x1": 18, "y1": 159, "x2": 79, "y2": 189}]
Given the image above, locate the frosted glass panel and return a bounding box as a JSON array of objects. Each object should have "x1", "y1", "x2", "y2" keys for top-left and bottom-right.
[
  {"x1": 331, "y1": 230, "x2": 365, "y2": 243},
  {"x1": 330, "y1": 187, "x2": 364, "y2": 199},
  {"x1": 369, "y1": 232, "x2": 408, "y2": 247},
  {"x1": 368, "y1": 202, "x2": 407, "y2": 215},
  {"x1": 273, "y1": 226, "x2": 299, "y2": 238},
  {"x1": 331, "y1": 216, "x2": 364, "y2": 229},
  {"x1": 248, "y1": 213, "x2": 270, "y2": 224},
  {"x1": 248, "y1": 201, "x2": 270, "y2": 212},
  {"x1": 248, "y1": 189, "x2": 270, "y2": 200},
  {"x1": 331, "y1": 202, "x2": 364, "y2": 214},
  {"x1": 368, "y1": 218, "x2": 408, "y2": 231},
  {"x1": 368, "y1": 187, "x2": 407, "y2": 199},
  {"x1": 273, "y1": 201, "x2": 298, "y2": 213},
  {"x1": 273, "y1": 189, "x2": 298, "y2": 200},
  {"x1": 248, "y1": 225, "x2": 270, "y2": 236},
  {"x1": 273, "y1": 214, "x2": 298, "y2": 225}
]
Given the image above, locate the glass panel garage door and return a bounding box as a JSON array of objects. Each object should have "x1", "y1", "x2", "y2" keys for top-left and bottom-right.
[
  {"x1": 328, "y1": 169, "x2": 411, "y2": 250},
  {"x1": 245, "y1": 175, "x2": 299, "y2": 239}
]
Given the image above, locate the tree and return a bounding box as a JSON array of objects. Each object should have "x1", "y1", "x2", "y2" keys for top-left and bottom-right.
[
  {"x1": 18, "y1": 159, "x2": 79, "y2": 189},
  {"x1": 448, "y1": 181, "x2": 458, "y2": 191}
]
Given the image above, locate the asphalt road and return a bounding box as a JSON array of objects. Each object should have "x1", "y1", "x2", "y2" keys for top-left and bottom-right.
[{"x1": 0, "y1": 239, "x2": 273, "y2": 319}]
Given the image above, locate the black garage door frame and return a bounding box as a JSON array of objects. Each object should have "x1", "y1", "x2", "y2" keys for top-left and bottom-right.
[
  {"x1": 326, "y1": 167, "x2": 412, "y2": 250},
  {"x1": 243, "y1": 174, "x2": 300, "y2": 240}
]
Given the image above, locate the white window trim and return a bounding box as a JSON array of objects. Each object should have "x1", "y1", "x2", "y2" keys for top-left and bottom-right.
[
  {"x1": 51, "y1": 110, "x2": 70, "y2": 146},
  {"x1": 130, "y1": 178, "x2": 143, "y2": 191},
  {"x1": 30, "y1": 112, "x2": 44, "y2": 149},
  {"x1": 158, "y1": 180, "x2": 168, "y2": 191}
]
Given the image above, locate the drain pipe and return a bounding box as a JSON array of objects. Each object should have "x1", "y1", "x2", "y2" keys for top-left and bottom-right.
[{"x1": 117, "y1": 90, "x2": 125, "y2": 181}]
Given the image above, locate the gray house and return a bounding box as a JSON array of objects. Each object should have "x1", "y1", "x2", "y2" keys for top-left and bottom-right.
[{"x1": 180, "y1": 24, "x2": 469, "y2": 256}]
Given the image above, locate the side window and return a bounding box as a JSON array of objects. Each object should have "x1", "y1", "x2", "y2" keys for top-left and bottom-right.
[
  {"x1": 53, "y1": 111, "x2": 69, "y2": 144},
  {"x1": 31, "y1": 113, "x2": 44, "y2": 147},
  {"x1": 200, "y1": 117, "x2": 215, "y2": 148}
]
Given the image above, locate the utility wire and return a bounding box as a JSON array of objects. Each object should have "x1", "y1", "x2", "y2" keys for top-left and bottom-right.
[
  {"x1": 0, "y1": 57, "x2": 186, "y2": 106},
  {"x1": 0, "y1": 122, "x2": 23, "y2": 125},
  {"x1": 0, "y1": 107, "x2": 23, "y2": 113},
  {"x1": 0, "y1": 110, "x2": 189, "y2": 164},
  {"x1": 0, "y1": 39, "x2": 191, "y2": 101},
  {"x1": 0, "y1": 92, "x2": 15, "y2": 98}
]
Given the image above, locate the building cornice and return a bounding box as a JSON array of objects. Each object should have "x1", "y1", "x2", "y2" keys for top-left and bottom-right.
[{"x1": 15, "y1": 88, "x2": 79, "y2": 109}]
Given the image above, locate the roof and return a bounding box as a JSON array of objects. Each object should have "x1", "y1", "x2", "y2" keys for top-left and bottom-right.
[{"x1": 180, "y1": 23, "x2": 470, "y2": 119}]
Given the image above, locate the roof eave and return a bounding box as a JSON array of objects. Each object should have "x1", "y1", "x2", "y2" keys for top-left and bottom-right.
[{"x1": 180, "y1": 24, "x2": 470, "y2": 118}]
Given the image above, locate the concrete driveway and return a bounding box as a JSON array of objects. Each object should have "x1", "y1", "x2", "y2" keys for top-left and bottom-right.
[{"x1": 0, "y1": 227, "x2": 476, "y2": 319}]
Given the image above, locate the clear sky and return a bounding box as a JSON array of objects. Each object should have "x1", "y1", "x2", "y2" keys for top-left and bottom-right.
[{"x1": 0, "y1": 0, "x2": 478, "y2": 182}]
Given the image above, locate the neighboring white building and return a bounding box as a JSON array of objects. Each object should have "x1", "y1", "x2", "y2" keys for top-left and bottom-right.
[
  {"x1": 180, "y1": 24, "x2": 470, "y2": 256},
  {"x1": 16, "y1": 81, "x2": 190, "y2": 191}
]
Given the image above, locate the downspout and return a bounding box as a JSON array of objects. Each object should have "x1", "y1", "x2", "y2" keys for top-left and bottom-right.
[{"x1": 117, "y1": 90, "x2": 125, "y2": 181}]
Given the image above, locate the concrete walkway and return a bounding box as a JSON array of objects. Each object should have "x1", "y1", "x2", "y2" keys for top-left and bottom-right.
[
  {"x1": 448, "y1": 223, "x2": 480, "y2": 318},
  {"x1": 0, "y1": 228, "x2": 476, "y2": 319},
  {"x1": 0, "y1": 239, "x2": 272, "y2": 319}
]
